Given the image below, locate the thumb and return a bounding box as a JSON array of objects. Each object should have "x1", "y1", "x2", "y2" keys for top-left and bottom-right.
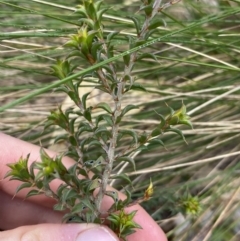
[{"x1": 0, "y1": 223, "x2": 119, "y2": 241}]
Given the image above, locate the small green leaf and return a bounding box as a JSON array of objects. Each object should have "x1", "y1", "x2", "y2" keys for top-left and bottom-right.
[
  {"x1": 50, "y1": 59, "x2": 71, "y2": 79},
  {"x1": 84, "y1": 157, "x2": 103, "y2": 168},
  {"x1": 86, "y1": 30, "x2": 98, "y2": 49},
  {"x1": 179, "y1": 119, "x2": 193, "y2": 129},
  {"x1": 47, "y1": 107, "x2": 69, "y2": 130},
  {"x1": 95, "y1": 102, "x2": 112, "y2": 113},
  {"x1": 154, "y1": 111, "x2": 166, "y2": 130},
  {"x1": 132, "y1": 39, "x2": 146, "y2": 48},
  {"x1": 88, "y1": 179, "x2": 101, "y2": 191},
  {"x1": 106, "y1": 45, "x2": 114, "y2": 58},
  {"x1": 77, "y1": 167, "x2": 88, "y2": 178},
  {"x1": 55, "y1": 86, "x2": 69, "y2": 94},
  {"x1": 128, "y1": 16, "x2": 141, "y2": 35},
  {"x1": 75, "y1": 111, "x2": 83, "y2": 117},
  {"x1": 119, "y1": 129, "x2": 138, "y2": 145},
  {"x1": 108, "y1": 189, "x2": 132, "y2": 213},
  {"x1": 137, "y1": 53, "x2": 157, "y2": 61},
  {"x1": 115, "y1": 115, "x2": 122, "y2": 124},
  {"x1": 79, "y1": 18, "x2": 95, "y2": 32},
  {"x1": 123, "y1": 54, "x2": 130, "y2": 66},
  {"x1": 56, "y1": 184, "x2": 67, "y2": 197},
  {"x1": 105, "y1": 190, "x2": 119, "y2": 202},
  {"x1": 107, "y1": 31, "x2": 119, "y2": 43},
  {"x1": 151, "y1": 127, "x2": 161, "y2": 137},
  {"x1": 85, "y1": 2, "x2": 97, "y2": 20},
  {"x1": 102, "y1": 114, "x2": 113, "y2": 126},
  {"x1": 121, "y1": 105, "x2": 138, "y2": 117},
  {"x1": 96, "y1": 7, "x2": 109, "y2": 22},
  {"x1": 15, "y1": 182, "x2": 33, "y2": 194},
  {"x1": 81, "y1": 198, "x2": 96, "y2": 213},
  {"x1": 125, "y1": 83, "x2": 147, "y2": 92},
  {"x1": 141, "y1": 4, "x2": 153, "y2": 16},
  {"x1": 166, "y1": 127, "x2": 187, "y2": 144},
  {"x1": 88, "y1": 139, "x2": 102, "y2": 149},
  {"x1": 167, "y1": 105, "x2": 175, "y2": 117},
  {"x1": 69, "y1": 118, "x2": 77, "y2": 134},
  {"x1": 123, "y1": 74, "x2": 133, "y2": 84},
  {"x1": 63, "y1": 213, "x2": 84, "y2": 223},
  {"x1": 149, "y1": 138, "x2": 165, "y2": 148},
  {"x1": 78, "y1": 125, "x2": 93, "y2": 136},
  {"x1": 117, "y1": 156, "x2": 136, "y2": 171},
  {"x1": 94, "y1": 0, "x2": 104, "y2": 11},
  {"x1": 123, "y1": 189, "x2": 132, "y2": 206},
  {"x1": 54, "y1": 134, "x2": 68, "y2": 143},
  {"x1": 82, "y1": 92, "x2": 91, "y2": 110},
  {"x1": 91, "y1": 42, "x2": 103, "y2": 59},
  {"x1": 68, "y1": 91, "x2": 80, "y2": 106},
  {"x1": 26, "y1": 189, "x2": 42, "y2": 198},
  {"x1": 53, "y1": 203, "x2": 66, "y2": 211},
  {"x1": 69, "y1": 136, "x2": 78, "y2": 146},
  {"x1": 111, "y1": 173, "x2": 131, "y2": 184},
  {"x1": 95, "y1": 126, "x2": 111, "y2": 138},
  {"x1": 77, "y1": 122, "x2": 92, "y2": 134},
  {"x1": 102, "y1": 65, "x2": 114, "y2": 75},
  {"x1": 138, "y1": 132, "x2": 148, "y2": 144},
  {"x1": 136, "y1": 145, "x2": 148, "y2": 151},
  {"x1": 75, "y1": 7, "x2": 88, "y2": 18},
  {"x1": 67, "y1": 50, "x2": 83, "y2": 58},
  {"x1": 34, "y1": 171, "x2": 45, "y2": 182},
  {"x1": 148, "y1": 19, "x2": 163, "y2": 30},
  {"x1": 83, "y1": 109, "x2": 92, "y2": 122},
  {"x1": 61, "y1": 188, "x2": 78, "y2": 203},
  {"x1": 71, "y1": 202, "x2": 87, "y2": 214}
]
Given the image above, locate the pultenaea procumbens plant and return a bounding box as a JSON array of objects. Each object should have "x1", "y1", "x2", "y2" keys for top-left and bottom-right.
[{"x1": 5, "y1": 0, "x2": 193, "y2": 240}]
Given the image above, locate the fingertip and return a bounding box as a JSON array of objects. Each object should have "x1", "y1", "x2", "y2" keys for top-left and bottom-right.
[
  {"x1": 0, "y1": 224, "x2": 119, "y2": 241},
  {"x1": 76, "y1": 226, "x2": 118, "y2": 241}
]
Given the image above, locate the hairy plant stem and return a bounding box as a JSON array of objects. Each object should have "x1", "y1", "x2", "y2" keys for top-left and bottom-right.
[
  {"x1": 109, "y1": 0, "x2": 167, "y2": 188},
  {"x1": 94, "y1": 0, "x2": 173, "y2": 217},
  {"x1": 94, "y1": 90, "x2": 122, "y2": 214},
  {"x1": 120, "y1": 0, "x2": 163, "y2": 82}
]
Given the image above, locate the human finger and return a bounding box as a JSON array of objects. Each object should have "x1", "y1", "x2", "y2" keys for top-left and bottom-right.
[
  {"x1": 0, "y1": 190, "x2": 62, "y2": 230},
  {"x1": 0, "y1": 223, "x2": 119, "y2": 241}
]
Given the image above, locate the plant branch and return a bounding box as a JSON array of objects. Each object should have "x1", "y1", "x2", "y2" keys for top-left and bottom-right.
[{"x1": 95, "y1": 0, "x2": 167, "y2": 213}]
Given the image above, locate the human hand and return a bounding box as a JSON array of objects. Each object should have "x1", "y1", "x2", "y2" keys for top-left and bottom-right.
[{"x1": 0, "y1": 132, "x2": 168, "y2": 241}]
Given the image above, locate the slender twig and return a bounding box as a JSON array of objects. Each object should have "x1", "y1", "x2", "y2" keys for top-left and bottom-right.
[{"x1": 95, "y1": 0, "x2": 168, "y2": 212}]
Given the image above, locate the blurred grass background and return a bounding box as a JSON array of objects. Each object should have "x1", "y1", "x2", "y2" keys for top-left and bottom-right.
[{"x1": 1, "y1": 0, "x2": 240, "y2": 240}]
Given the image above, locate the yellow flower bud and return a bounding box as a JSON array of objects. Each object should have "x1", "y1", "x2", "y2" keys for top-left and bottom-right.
[{"x1": 144, "y1": 179, "x2": 154, "y2": 200}]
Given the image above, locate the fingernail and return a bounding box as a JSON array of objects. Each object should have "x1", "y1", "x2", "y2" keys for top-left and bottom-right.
[{"x1": 76, "y1": 227, "x2": 118, "y2": 241}]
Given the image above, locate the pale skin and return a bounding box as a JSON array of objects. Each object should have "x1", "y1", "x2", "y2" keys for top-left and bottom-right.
[{"x1": 0, "y1": 133, "x2": 168, "y2": 241}]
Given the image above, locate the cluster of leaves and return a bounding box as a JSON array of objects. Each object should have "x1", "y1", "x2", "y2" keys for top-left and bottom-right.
[
  {"x1": 5, "y1": 0, "x2": 193, "y2": 239},
  {"x1": 5, "y1": 149, "x2": 102, "y2": 223}
]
